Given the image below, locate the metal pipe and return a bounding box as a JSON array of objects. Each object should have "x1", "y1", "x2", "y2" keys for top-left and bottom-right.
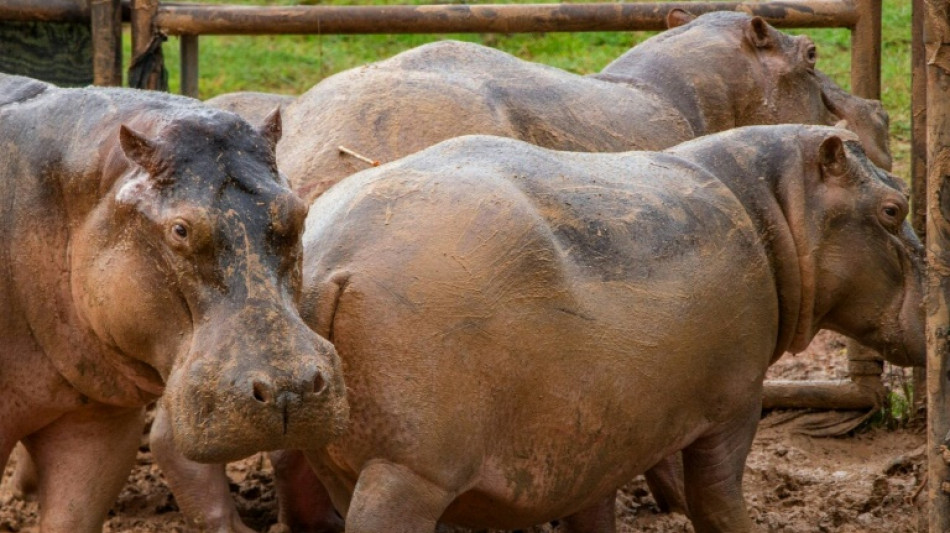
[{"x1": 154, "y1": 1, "x2": 858, "y2": 36}]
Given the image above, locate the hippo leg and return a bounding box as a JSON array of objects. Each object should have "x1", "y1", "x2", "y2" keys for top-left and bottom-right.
[
  {"x1": 23, "y1": 404, "x2": 143, "y2": 532},
  {"x1": 9, "y1": 443, "x2": 38, "y2": 500},
  {"x1": 272, "y1": 449, "x2": 344, "y2": 532},
  {"x1": 149, "y1": 404, "x2": 256, "y2": 533},
  {"x1": 346, "y1": 462, "x2": 456, "y2": 533},
  {"x1": 681, "y1": 409, "x2": 758, "y2": 533},
  {"x1": 559, "y1": 489, "x2": 617, "y2": 533},
  {"x1": 644, "y1": 454, "x2": 689, "y2": 515}
]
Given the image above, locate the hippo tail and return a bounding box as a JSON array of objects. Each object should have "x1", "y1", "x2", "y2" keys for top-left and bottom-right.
[
  {"x1": 0, "y1": 74, "x2": 53, "y2": 108},
  {"x1": 301, "y1": 270, "x2": 351, "y2": 343}
]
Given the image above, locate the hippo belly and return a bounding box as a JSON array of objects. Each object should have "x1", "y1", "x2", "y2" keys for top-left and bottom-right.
[{"x1": 300, "y1": 137, "x2": 778, "y2": 528}]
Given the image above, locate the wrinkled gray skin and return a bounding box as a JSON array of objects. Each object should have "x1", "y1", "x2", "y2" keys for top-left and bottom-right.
[
  {"x1": 297, "y1": 126, "x2": 923, "y2": 533},
  {"x1": 279, "y1": 11, "x2": 891, "y2": 201},
  {"x1": 152, "y1": 11, "x2": 897, "y2": 532},
  {"x1": 0, "y1": 74, "x2": 347, "y2": 532}
]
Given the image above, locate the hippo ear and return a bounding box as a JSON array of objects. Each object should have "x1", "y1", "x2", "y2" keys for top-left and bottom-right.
[
  {"x1": 665, "y1": 9, "x2": 695, "y2": 28},
  {"x1": 744, "y1": 17, "x2": 773, "y2": 49},
  {"x1": 259, "y1": 107, "x2": 282, "y2": 152},
  {"x1": 818, "y1": 135, "x2": 850, "y2": 181},
  {"x1": 119, "y1": 125, "x2": 164, "y2": 176}
]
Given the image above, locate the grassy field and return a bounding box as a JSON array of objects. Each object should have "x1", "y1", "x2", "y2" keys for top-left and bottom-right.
[{"x1": 145, "y1": 0, "x2": 914, "y2": 179}]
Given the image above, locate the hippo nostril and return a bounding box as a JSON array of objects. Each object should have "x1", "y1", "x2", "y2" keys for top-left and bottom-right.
[
  {"x1": 252, "y1": 380, "x2": 272, "y2": 404},
  {"x1": 313, "y1": 372, "x2": 326, "y2": 395}
]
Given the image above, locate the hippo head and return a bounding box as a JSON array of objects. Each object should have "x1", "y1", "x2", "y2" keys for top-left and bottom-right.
[
  {"x1": 796, "y1": 128, "x2": 923, "y2": 366},
  {"x1": 72, "y1": 108, "x2": 348, "y2": 462},
  {"x1": 599, "y1": 11, "x2": 892, "y2": 169}
]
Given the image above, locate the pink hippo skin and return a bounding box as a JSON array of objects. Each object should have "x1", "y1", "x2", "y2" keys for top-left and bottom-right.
[{"x1": 0, "y1": 74, "x2": 348, "y2": 532}]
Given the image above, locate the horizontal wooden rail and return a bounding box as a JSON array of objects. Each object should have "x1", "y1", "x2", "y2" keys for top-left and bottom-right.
[
  {"x1": 154, "y1": 1, "x2": 859, "y2": 36},
  {"x1": 0, "y1": 0, "x2": 130, "y2": 22},
  {"x1": 762, "y1": 379, "x2": 885, "y2": 410}
]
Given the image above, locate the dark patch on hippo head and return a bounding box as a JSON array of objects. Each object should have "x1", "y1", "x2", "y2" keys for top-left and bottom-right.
[
  {"x1": 802, "y1": 130, "x2": 924, "y2": 367},
  {"x1": 596, "y1": 12, "x2": 891, "y2": 169},
  {"x1": 76, "y1": 108, "x2": 348, "y2": 462}
]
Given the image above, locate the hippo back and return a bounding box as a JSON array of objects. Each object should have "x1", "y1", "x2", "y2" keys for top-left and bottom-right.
[{"x1": 279, "y1": 40, "x2": 691, "y2": 199}]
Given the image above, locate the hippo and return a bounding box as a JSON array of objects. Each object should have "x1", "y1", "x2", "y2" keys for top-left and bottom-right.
[
  {"x1": 0, "y1": 74, "x2": 347, "y2": 531},
  {"x1": 278, "y1": 11, "x2": 892, "y2": 201},
  {"x1": 151, "y1": 11, "x2": 897, "y2": 531},
  {"x1": 292, "y1": 125, "x2": 923, "y2": 533}
]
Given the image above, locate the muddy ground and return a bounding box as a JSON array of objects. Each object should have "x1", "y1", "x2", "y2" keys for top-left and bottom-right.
[{"x1": 0, "y1": 331, "x2": 927, "y2": 532}]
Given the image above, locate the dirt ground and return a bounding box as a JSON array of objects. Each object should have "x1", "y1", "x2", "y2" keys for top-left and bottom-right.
[{"x1": 0, "y1": 331, "x2": 927, "y2": 532}]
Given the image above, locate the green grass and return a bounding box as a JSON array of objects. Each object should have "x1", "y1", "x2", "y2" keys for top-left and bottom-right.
[{"x1": 139, "y1": 0, "x2": 914, "y2": 180}]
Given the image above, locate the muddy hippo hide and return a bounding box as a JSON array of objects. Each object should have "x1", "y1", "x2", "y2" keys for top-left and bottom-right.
[
  {"x1": 278, "y1": 11, "x2": 891, "y2": 200},
  {"x1": 0, "y1": 74, "x2": 347, "y2": 531},
  {"x1": 295, "y1": 125, "x2": 923, "y2": 532}
]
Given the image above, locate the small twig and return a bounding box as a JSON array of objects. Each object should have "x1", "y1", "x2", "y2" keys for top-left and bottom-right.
[
  {"x1": 338, "y1": 145, "x2": 380, "y2": 167},
  {"x1": 908, "y1": 476, "x2": 927, "y2": 505}
]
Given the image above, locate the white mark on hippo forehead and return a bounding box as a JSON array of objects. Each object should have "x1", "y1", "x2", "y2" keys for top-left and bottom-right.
[{"x1": 115, "y1": 170, "x2": 153, "y2": 203}]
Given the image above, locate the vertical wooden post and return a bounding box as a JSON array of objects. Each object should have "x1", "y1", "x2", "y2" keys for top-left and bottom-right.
[
  {"x1": 129, "y1": 0, "x2": 166, "y2": 90},
  {"x1": 850, "y1": 0, "x2": 882, "y2": 99},
  {"x1": 925, "y1": 0, "x2": 950, "y2": 528},
  {"x1": 843, "y1": 0, "x2": 885, "y2": 405},
  {"x1": 180, "y1": 34, "x2": 199, "y2": 98},
  {"x1": 90, "y1": 0, "x2": 122, "y2": 86},
  {"x1": 913, "y1": 0, "x2": 930, "y2": 417}
]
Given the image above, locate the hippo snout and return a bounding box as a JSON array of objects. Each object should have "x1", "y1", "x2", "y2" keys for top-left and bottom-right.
[
  {"x1": 163, "y1": 310, "x2": 349, "y2": 464},
  {"x1": 247, "y1": 368, "x2": 327, "y2": 406}
]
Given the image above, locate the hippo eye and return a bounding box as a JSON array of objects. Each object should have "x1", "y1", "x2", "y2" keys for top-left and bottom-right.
[
  {"x1": 167, "y1": 220, "x2": 191, "y2": 247},
  {"x1": 804, "y1": 45, "x2": 817, "y2": 68},
  {"x1": 880, "y1": 202, "x2": 904, "y2": 230}
]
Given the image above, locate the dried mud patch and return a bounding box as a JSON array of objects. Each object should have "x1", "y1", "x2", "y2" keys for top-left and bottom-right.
[{"x1": 1, "y1": 331, "x2": 926, "y2": 532}]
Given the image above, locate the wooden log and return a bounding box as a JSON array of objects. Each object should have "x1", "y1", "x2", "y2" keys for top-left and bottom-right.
[
  {"x1": 925, "y1": 0, "x2": 950, "y2": 528},
  {"x1": 90, "y1": 0, "x2": 121, "y2": 86},
  {"x1": 128, "y1": 0, "x2": 166, "y2": 91},
  {"x1": 762, "y1": 380, "x2": 884, "y2": 410},
  {"x1": 850, "y1": 0, "x2": 881, "y2": 99},
  {"x1": 180, "y1": 34, "x2": 198, "y2": 98},
  {"x1": 0, "y1": 0, "x2": 130, "y2": 23},
  {"x1": 153, "y1": 1, "x2": 858, "y2": 36},
  {"x1": 912, "y1": 0, "x2": 929, "y2": 417}
]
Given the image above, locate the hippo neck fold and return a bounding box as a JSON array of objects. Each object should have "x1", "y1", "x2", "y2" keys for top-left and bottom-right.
[
  {"x1": 593, "y1": 35, "x2": 742, "y2": 138},
  {"x1": 667, "y1": 131, "x2": 818, "y2": 361}
]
